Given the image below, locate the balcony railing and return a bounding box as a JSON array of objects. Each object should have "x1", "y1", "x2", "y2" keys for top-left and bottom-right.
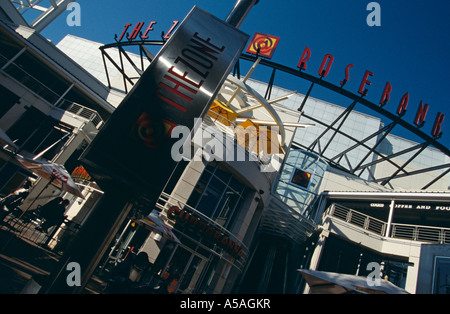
[
  {"x1": 63, "y1": 101, "x2": 104, "y2": 129},
  {"x1": 1, "y1": 52, "x2": 104, "y2": 130},
  {"x1": 326, "y1": 203, "x2": 450, "y2": 244},
  {"x1": 1, "y1": 210, "x2": 81, "y2": 256},
  {"x1": 156, "y1": 192, "x2": 250, "y2": 271}
]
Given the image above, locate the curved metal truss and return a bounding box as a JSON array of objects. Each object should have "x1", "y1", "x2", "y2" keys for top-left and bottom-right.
[{"x1": 99, "y1": 40, "x2": 450, "y2": 190}]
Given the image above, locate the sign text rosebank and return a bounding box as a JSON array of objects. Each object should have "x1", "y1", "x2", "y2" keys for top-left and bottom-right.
[{"x1": 298, "y1": 46, "x2": 445, "y2": 138}]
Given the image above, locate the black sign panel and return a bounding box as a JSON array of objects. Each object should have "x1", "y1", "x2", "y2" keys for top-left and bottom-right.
[{"x1": 80, "y1": 7, "x2": 249, "y2": 197}]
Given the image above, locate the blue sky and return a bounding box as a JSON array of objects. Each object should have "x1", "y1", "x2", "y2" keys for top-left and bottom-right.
[{"x1": 33, "y1": 0, "x2": 450, "y2": 148}]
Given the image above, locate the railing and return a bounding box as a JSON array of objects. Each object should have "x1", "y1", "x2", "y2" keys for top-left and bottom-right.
[
  {"x1": 391, "y1": 224, "x2": 450, "y2": 244},
  {"x1": 64, "y1": 102, "x2": 104, "y2": 129},
  {"x1": 156, "y1": 192, "x2": 250, "y2": 271},
  {"x1": 0, "y1": 52, "x2": 104, "y2": 130},
  {"x1": 327, "y1": 203, "x2": 450, "y2": 244},
  {"x1": 1, "y1": 210, "x2": 81, "y2": 256},
  {"x1": 329, "y1": 203, "x2": 386, "y2": 236}
]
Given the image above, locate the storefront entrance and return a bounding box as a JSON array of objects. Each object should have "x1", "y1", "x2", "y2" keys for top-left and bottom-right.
[{"x1": 160, "y1": 244, "x2": 210, "y2": 294}]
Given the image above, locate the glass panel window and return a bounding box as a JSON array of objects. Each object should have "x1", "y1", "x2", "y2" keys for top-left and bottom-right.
[
  {"x1": 186, "y1": 163, "x2": 249, "y2": 229},
  {"x1": 187, "y1": 170, "x2": 211, "y2": 209},
  {"x1": 433, "y1": 257, "x2": 450, "y2": 294},
  {"x1": 0, "y1": 85, "x2": 20, "y2": 118},
  {"x1": 275, "y1": 150, "x2": 328, "y2": 218},
  {"x1": 290, "y1": 168, "x2": 312, "y2": 190},
  {"x1": 214, "y1": 189, "x2": 240, "y2": 226},
  {"x1": 4, "y1": 51, "x2": 70, "y2": 104},
  {"x1": 214, "y1": 166, "x2": 231, "y2": 184},
  {"x1": 196, "y1": 177, "x2": 225, "y2": 218},
  {"x1": 6, "y1": 107, "x2": 73, "y2": 158}
]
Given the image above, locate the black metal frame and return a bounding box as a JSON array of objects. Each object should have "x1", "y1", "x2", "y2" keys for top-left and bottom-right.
[{"x1": 99, "y1": 40, "x2": 450, "y2": 190}]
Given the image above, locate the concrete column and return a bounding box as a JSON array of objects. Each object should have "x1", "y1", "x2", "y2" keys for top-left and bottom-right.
[
  {"x1": 385, "y1": 199, "x2": 395, "y2": 237},
  {"x1": 303, "y1": 229, "x2": 329, "y2": 294}
]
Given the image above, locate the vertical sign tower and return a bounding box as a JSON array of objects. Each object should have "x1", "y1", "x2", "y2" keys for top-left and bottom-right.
[{"x1": 46, "y1": 0, "x2": 259, "y2": 293}]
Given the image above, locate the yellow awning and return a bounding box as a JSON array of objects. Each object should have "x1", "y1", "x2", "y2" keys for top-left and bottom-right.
[{"x1": 207, "y1": 100, "x2": 238, "y2": 126}]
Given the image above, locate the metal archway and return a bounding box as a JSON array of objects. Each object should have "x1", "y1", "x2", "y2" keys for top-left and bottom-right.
[{"x1": 99, "y1": 39, "x2": 450, "y2": 190}]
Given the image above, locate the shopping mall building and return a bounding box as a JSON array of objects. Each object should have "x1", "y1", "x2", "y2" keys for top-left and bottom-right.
[{"x1": 0, "y1": 1, "x2": 449, "y2": 294}]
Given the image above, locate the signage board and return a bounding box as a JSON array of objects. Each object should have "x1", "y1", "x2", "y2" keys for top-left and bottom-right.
[
  {"x1": 167, "y1": 206, "x2": 245, "y2": 259},
  {"x1": 245, "y1": 32, "x2": 280, "y2": 59},
  {"x1": 80, "y1": 7, "x2": 249, "y2": 198}
]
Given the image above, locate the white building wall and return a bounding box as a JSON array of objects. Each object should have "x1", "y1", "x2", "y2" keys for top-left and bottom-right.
[
  {"x1": 375, "y1": 134, "x2": 450, "y2": 190},
  {"x1": 320, "y1": 167, "x2": 391, "y2": 193},
  {"x1": 56, "y1": 34, "x2": 150, "y2": 107}
]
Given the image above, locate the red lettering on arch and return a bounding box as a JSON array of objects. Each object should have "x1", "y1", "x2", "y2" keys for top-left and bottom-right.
[
  {"x1": 340, "y1": 64, "x2": 354, "y2": 87},
  {"x1": 297, "y1": 46, "x2": 311, "y2": 71},
  {"x1": 119, "y1": 23, "x2": 132, "y2": 42},
  {"x1": 318, "y1": 54, "x2": 334, "y2": 77},
  {"x1": 141, "y1": 21, "x2": 157, "y2": 39},
  {"x1": 414, "y1": 101, "x2": 429, "y2": 127},
  {"x1": 432, "y1": 113, "x2": 445, "y2": 138},
  {"x1": 380, "y1": 82, "x2": 392, "y2": 107},
  {"x1": 397, "y1": 93, "x2": 409, "y2": 116},
  {"x1": 129, "y1": 22, "x2": 144, "y2": 40},
  {"x1": 358, "y1": 70, "x2": 373, "y2": 96}
]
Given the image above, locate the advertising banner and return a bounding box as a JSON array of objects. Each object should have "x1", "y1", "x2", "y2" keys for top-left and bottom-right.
[{"x1": 80, "y1": 7, "x2": 249, "y2": 197}]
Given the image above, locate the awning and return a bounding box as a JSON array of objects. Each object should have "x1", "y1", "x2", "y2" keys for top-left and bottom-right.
[
  {"x1": 207, "y1": 100, "x2": 238, "y2": 126},
  {"x1": 0, "y1": 128, "x2": 18, "y2": 150},
  {"x1": 298, "y1": 269, "x2": 409, "y2": 294},
  {"x1": 15, "y1": 154, "x2": 84, "y2": 199},
  {"x1": 140, "y1": 210, "x2": 180, "y2": 244}
]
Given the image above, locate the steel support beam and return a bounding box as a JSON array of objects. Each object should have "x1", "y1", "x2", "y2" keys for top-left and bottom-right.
[{"x1": 225, "y1": 0, "x2": 259, "y2": 28}]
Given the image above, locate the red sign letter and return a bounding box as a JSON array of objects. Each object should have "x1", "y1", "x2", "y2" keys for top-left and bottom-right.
[
  {"x1": 118, "y1": 23, "x2": 132, "y2": 42},
  {"x1": 164, "y1": 20, "x2": 180, "y2": 39},
  {"x1": 414, "y1": 101, "x2": 429, "y2": 127},
  {"x1": 318, "y1": 54, "x2": 334, "y2": 77},
  {"x1": 380, "y1": 82, "x2": 392, "y2": 107},
  {"x1": 432, "y1": 112, "x2": 445, "y2": 138},
  {"x1": 397, "y1": 93, "x2": 409, "y2": 116},
  {"x1": 168, "y1": 206, "x2": 180, "y2": 219},
  {"x1": 340, "y1": 64, "x2": 354, "y2": 87},
  {"x1": 358, "y1": 70, "x2": 373, "y2": 96},
  {"x1": 297, "y1": 46, "x2": 311, "y2": 71},
  {"x1": 141, "y1": 21, "x2": 157, "y2": 39},
  {"x1": 129, "y1": 22, "x2": 145, "y2": 40}
]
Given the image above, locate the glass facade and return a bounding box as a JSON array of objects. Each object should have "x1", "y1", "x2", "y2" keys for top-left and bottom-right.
[
  {"x1": 274, "y1": 150, "x2": 328, "y2": 219},
  {"x1": 433, "y1": 257, "x2": 450, "y2": 294},
  {"x1": 187, "y1": 162, "x2": 250, "y2": 229}
]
